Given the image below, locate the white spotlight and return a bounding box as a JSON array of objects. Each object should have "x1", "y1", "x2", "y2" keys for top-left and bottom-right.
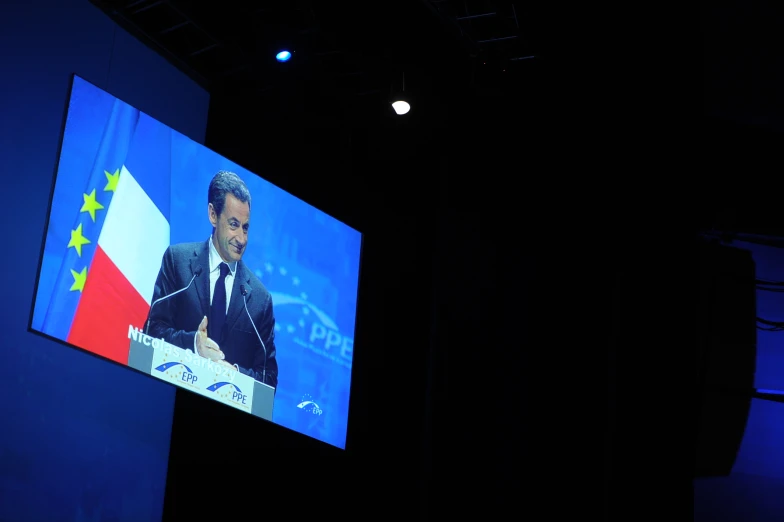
[{"x1": 391, "y1": 100, "x2": 411, "y2": 115}]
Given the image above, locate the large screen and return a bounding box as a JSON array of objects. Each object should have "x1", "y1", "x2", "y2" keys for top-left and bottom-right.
[{"x1": 30, "y1": 75, "x2": 361, "y2": 449}]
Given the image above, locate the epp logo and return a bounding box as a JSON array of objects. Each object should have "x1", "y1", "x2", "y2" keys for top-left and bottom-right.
[
  {"x1": 296, "y1": 394, "x2": 323, "y2": 416},
  {"x1": 206, "y1": 382, "x2": 248, "y2": 405},
  {"x1": 154, "y1": 362, "x2": 198, "y2": 385}
]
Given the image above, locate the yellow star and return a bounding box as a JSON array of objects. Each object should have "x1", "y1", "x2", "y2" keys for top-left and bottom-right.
[
  {"x1": 80, "y1": 189, "x2": 105, "y2": 222},
  {"x1": 67, "y1": 223, "x2": 91, "y2": 257},
  {"x1": 69, "y1": 266, "x2": 87, "y2": 292},
  {"x1": 104, "y1": 168, "x2": 120, "y2": 193}
]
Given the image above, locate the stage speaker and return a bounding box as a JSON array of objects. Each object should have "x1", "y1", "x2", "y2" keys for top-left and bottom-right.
[{"x1": 695, "y1": 241, "x2": 757, "y2": 478}]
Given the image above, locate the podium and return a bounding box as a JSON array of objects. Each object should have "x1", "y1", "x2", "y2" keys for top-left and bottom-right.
[{"x1": 127, "y1": 329, "x2": 275, "y2": 421}]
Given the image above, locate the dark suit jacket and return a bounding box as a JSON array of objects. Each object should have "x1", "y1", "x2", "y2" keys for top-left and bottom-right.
[{"x1": 147, "y1": 240, "x2": 278, "y2": 389}]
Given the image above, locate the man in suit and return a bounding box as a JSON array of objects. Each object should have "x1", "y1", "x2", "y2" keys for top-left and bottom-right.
[{"x1": 147, "y1": 170, "x2": 278, "y2": 389}]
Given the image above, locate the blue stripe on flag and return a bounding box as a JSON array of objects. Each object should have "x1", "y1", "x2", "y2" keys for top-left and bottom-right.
[{"x1": 123, "y1": 113, "x2": 171, "y2": 220}]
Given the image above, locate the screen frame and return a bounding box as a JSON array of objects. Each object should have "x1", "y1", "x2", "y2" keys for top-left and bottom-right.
[{"x1": 28, "y1": 73, "x2": 365, "y2": 451}]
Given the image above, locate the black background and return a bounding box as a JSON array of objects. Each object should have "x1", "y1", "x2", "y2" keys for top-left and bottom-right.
[{"x1": 149, "y1": 0, "x2": 733, "y2": 518}]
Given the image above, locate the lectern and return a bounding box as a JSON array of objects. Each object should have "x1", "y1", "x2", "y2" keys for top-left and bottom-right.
[{"x1": 127, "y1": 330, "x2": 275, "y2": 421}]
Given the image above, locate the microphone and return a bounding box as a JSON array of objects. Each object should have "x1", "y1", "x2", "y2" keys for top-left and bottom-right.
[
  {"x1": 145, "y1": 266, "x2": 202, "y2": 336},
  {"x1": 240, "y1": 284, "x2": 267, "y2": 385}
]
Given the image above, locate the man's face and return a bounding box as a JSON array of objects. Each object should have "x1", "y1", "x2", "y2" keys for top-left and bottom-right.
[{"x1": 209, "y1": 194, "x2": 250, "y2": 263}]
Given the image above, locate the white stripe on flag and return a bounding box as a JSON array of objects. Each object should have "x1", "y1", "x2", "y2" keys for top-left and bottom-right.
[{"x1": 98, "y1": 166, "x2": 169, "y2": 304}]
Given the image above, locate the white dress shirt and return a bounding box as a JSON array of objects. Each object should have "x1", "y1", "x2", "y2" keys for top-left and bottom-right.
[{"x1": 193, "y1": 236, "x2": 237, "y2": 354}]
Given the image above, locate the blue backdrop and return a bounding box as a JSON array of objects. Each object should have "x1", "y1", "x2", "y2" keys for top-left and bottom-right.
[
  {"x1": 34, "y1": 76, "x2": 361, "y2": 449},
  {"x1": 0, "y1": 0, "x2": 210, "y2": 520}
]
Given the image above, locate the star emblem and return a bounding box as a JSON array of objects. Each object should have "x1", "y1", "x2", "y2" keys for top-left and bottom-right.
[
  {"x1": 69, "y1": 266, "x2": 87, "y2": 292},
  {"x1": 67, "y1": 223, "x2": 91, "y2": 257},
  {"x1": 104, "y1": 168, "x2": 120, "y2": 192},
  {"x1": 80, "y1": 189, "x2": 105, "y2": 222}
]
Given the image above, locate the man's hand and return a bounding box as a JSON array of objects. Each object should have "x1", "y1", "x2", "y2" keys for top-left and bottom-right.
[{"x1": 196, "y1": 316, "x2": 225, "y2": 361}]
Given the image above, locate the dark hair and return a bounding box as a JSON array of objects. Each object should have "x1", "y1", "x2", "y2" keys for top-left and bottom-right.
[{"x1": 208, "y1": 170, "x2": 251, "y2": 217}]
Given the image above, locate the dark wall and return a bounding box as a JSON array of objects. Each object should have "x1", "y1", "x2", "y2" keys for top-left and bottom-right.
[
  {"x1": 0, "y1": 1, "x2": 209, "y2": 520},
  {"x1": 704, "y1": 0, "x2": 784, "y2": 130},
  {"x1": 430, "y1": 96, "x2": 618, "y2": 518}
]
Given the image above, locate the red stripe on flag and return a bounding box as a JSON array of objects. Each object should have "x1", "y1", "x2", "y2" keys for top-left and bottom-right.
[{"x1": 68, "y1": 245, "x2": 149, "y2": 364}]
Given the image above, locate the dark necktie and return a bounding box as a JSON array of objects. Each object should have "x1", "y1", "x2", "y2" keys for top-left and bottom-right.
[{"x1": 210, "y1": 262, "x2": 230, "y2": 343}]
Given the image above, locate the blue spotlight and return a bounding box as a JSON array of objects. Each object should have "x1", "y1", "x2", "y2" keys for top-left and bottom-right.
[{"x1": 276, "y1": 50, "x2": 292, "y2": 62}]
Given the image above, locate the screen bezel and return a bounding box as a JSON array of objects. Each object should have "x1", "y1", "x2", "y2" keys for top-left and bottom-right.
[{"x1": 28, "y1": 73, "x2": 365, "y2": 451}]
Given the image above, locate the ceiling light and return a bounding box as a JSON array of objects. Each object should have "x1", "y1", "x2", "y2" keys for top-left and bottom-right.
[
  {"x1": 391, "y1": 101, "x2": 411, "y2": 115},
  {"x1": 390, "y1": 72, "x2": 411, "y2": 116},
  {"x1": 276, "y1": 51, "x2": 292, "y2": 62}
]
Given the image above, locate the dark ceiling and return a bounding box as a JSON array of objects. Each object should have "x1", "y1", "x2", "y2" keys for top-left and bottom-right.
[{"x1": 90, "y1": 0, "x2": 541, "y2": 100}]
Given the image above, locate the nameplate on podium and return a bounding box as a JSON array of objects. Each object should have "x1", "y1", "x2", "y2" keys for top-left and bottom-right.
[{"x1": 126, "y1": 326, "x2": 274, "y2": 421}]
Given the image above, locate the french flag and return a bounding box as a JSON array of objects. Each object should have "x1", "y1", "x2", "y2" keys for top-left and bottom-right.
[
  {"x1": 38, "y1": 81, "x2": 172, "y2": 365},
  {"x1": 68, "y1": 163, "x2": 170, "y2": 364}
]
